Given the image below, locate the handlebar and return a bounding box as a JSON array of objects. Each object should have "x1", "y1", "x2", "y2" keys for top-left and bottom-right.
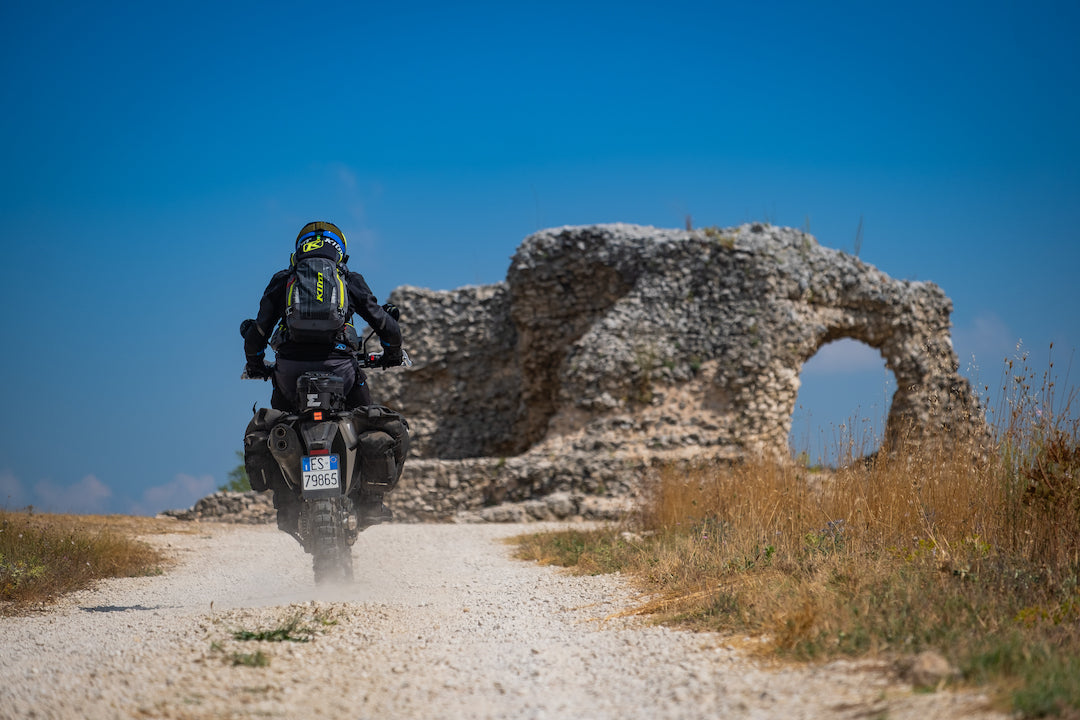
[
  {"x1": 357, "y1": 348, "x2": 413, "y2": 369},
  {"x1": 240, "y1": 313, "x2": 411, "y2": 380},
  {"x1": 241, "y1": 348, "x2": 411, "y2": 379}
]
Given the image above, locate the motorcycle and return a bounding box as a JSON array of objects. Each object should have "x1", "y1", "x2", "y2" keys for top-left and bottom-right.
[{"x1": 241, "y1": 326, "x2": 411, "y2": 584}]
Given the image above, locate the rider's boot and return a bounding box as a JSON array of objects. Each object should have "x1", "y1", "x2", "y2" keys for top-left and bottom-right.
[{"x1": 356, "y1": 492, "x2": 393, "y2": 527}]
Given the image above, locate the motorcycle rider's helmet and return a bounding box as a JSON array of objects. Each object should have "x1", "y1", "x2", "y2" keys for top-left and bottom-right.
[{"x1": 294, "y1": 220, "x2": 348, "y2": 263}]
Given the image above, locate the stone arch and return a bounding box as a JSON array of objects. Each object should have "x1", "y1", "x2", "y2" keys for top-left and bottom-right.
[
  {"x1": 781, "y1": 300, "x2": 979, "y2": 457},
  {"x1": 788, "y1": 337, "x2": 896, "y2": 464}
]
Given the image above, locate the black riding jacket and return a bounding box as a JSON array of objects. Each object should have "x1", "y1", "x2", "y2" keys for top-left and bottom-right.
[{"x1": 245, "y1": 267, "x2": 401, "y2": 362}]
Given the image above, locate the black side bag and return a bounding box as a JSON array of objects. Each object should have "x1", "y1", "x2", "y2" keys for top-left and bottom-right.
[
  {"x1": 359, "y1": 431, "x2": 398, "y2": 492},
  {"x1": 351, "y1": 405, "x2": 410, "y2": 493},
  {"x1": 244, "y1": 407, "x2": 289, "y2": 492}
]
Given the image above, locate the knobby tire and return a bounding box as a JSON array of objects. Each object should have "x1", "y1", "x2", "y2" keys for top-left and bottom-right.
[{"x1": 304, "y1": 497, "x2": 354, "y2": 584}]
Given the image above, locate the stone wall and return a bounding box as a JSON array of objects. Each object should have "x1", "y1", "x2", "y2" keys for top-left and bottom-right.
[{"x1": 162, "y1": 492, "x2": 275, "y2": 524}]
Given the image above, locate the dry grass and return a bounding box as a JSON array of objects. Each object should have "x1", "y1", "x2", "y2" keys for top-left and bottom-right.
[
  {"x1": 515, "y1": 351, "x2": 1080, "y2": 717},
  {"x1": 0, "y1": 511, "x2": 179, "y2": 612}
]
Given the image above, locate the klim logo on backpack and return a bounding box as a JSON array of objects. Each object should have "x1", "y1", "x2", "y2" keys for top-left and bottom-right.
[{"x1": 285, "y1": 233, "x2": 349, "y2": 345}]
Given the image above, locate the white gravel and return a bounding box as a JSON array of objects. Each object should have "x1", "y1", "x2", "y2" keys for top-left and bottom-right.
[{"x1": 0, "y1": 522, "x2": 1006, "y2": 720}]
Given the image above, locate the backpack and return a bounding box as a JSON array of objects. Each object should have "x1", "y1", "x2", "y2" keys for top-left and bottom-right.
[{"x1": 284, "y1": 237, "x2": 349, "y2": 345}]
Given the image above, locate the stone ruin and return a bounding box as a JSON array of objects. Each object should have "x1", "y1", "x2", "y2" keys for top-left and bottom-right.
[
  {"x1": 367, "y1": 222, "x2": 984, "y2": 521},
  {"x1": 171, "y1": 223, "x2": 983, "y2": 524}
]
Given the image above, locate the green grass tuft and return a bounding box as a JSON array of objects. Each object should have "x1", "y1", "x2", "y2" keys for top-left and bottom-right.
[{"x1": 232, "y1": 613, "x2": 315, "y2": 643}]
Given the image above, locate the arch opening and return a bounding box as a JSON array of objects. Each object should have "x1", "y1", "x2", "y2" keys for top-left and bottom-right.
[{"x1": 789, "y1": 338, "x2": 896, "y2": 468}]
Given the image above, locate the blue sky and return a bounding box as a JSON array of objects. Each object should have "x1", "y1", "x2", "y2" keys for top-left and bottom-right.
[{"x1": 1, "y1": 0, "x2": 1077, "y2": 514}]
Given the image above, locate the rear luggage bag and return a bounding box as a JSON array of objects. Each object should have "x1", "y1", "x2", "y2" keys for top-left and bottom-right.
[
  {"x1": 244, "y1": 407, "x2": 289, "y2": 492},
  {"x1": 350, "y1": 405, "x2": 410, "y2": 493}
]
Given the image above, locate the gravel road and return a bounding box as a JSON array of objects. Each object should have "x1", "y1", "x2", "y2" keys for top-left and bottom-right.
[{"x1": 0, "y1": 522, "x2": 1006, "y2": 720}]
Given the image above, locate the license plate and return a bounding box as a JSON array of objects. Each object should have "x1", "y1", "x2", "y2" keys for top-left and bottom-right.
[{"x1": 301, "y1": 454, "x2": 340, "y2": 494}]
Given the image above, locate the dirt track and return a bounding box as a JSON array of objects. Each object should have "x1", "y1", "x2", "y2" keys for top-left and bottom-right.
[{"x1": 0, "y1": 522, "x2": 1005, "y2": 719}]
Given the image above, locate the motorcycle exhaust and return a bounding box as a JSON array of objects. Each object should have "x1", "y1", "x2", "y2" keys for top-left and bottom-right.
[
  {"x1": 271, "y1": 424, "x2": 290, "y2": 450},
  {"x1": 268, "y1": 423, "x2": 303, "y2": 488}
]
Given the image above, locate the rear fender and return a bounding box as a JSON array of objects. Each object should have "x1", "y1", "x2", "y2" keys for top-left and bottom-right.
[{"x1": 298, "y1": 419, "x2": 359, "y2": 496}]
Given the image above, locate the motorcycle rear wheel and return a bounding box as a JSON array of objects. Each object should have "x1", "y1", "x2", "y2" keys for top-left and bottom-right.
[{"x1": 304, "y1": 497, "x2": 354, "y2": 584}]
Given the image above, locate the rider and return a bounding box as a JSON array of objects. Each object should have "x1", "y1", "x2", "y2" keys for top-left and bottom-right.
[{"x1": 242, "y1": 220, "x2": 402, "y2": 528}]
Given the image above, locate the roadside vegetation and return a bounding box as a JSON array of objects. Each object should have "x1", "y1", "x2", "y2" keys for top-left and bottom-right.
[
  {"x1": 0, "y1": 512, "x2": 174, "y2": 612},
  {"x1": 516, "y1": 350, "x2": 1080, "y2": 717},
  {"x1": 219, "y1": 450, "x2": 251, "y2": 493}
]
